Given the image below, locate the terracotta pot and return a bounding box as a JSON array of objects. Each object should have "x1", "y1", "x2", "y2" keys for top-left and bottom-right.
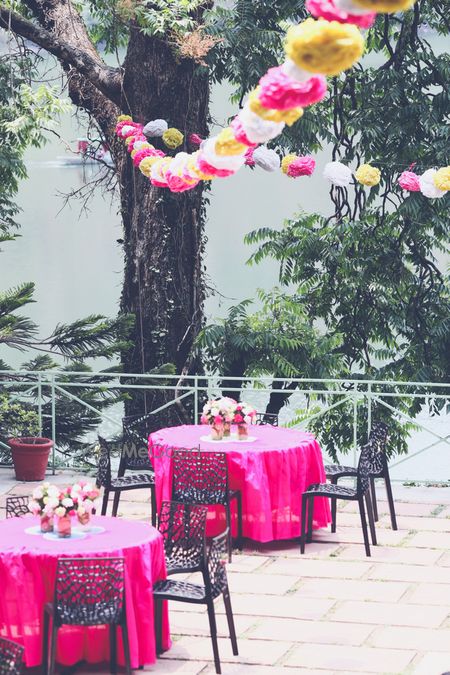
[{"x1": 8, "y1": 437, "x2": 53, "y2": 482}]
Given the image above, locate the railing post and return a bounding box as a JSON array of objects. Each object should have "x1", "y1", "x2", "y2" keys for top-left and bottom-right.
[
  {"x1": 37, "y1": 373, "x2": 43, "y2": 436},
  {"x1": 367, "y1": 382, "x2": 372, "y2": 441},
  {"x1": 51, "y1": 374, "x2": 56, "y2": 475},
  {"x1": 194, "y1": 375, "x2": 199, "y2": 424},
  {"x1": 353, "y1": 391, "x2": 358, "y2": 466}
]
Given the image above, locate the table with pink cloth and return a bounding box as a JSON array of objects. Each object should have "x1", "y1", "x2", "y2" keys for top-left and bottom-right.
[
  {"x1": 149, "y1": 424, "x2": 331, "y2": 542},
  {"x1": 0, "y1": 515, "x2": 170, "y2": 669}
]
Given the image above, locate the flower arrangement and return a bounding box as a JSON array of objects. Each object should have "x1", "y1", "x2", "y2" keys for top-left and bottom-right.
[
  {"x1": 232, "y1": 402, "x2": 257, "y2": 426},
  {"x1": 201, "y1": 397, "x2": 237, "y2": 425},
  {"x1": 28, "y1": 481, "x2": 100, "y2": 535}
]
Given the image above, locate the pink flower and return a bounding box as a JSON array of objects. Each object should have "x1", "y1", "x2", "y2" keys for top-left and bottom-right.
[
  {"x1": 234, "y1": 414, "x2": 244, "y2": 424},
  {"x1": 287, "y1": 155, "x2": 316, "y2": 178},
  {"x1": 305, "y1": 0, "x2": 376, "y2": 29},
  {"x1": 214, "y1": 415, "x2": 223, "y2": 425},
  {"x1": 398, "y1": 170, "x2": 420, "y2": 192},
  {"x1": 127, "y1": 135, "x2": 147, "y2": 152},
  {"x1": 244, "y1": 147, "x2": 256, "y2": 166},
  {"x1": 200, "y1": 415, "x2": 208, "y2": 424},
  {"x1": 230, "y1": 117, "x2": 258, "y2": 148},
  {"x1": 133, "y1": 147, "x2": 164, "y2": 167},
  {"x1": 259, "y1": 67, "x2": 327, "y2": 110},
  {"x1": 121, "y1": 124, "x2": 143, "y2": 139},
  {"x1": 197, "y1": 154, "x2": 236, "y2": 178},
  {"x1": 189, "y1": 133, "x2": 203, "y2": 145}
]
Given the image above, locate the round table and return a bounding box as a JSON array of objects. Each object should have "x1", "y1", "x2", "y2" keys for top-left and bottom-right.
[
  {"x1": 0, "y1": 515, "x2": 170, "y2": 668},
  {"x1": 149, "y1": 424, "x2": 331, "y2": 542}
]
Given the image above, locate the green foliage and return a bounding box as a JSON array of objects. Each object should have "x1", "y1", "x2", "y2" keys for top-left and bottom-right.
[{"x1": 0, "y1": 392, "x2": 39, "y2": 439}]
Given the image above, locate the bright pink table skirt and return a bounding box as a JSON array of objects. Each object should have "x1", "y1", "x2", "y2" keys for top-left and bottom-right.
[
  {"x1": 149, "y1": 425, "x2": 331, "y2": 542},
  {"x1": 0, "y1": 516, "x2": 170, "y2": 668}
]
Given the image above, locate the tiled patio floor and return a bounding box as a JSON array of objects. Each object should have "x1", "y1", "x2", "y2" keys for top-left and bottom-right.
[{"x1": 1, "y1": 468, "x2": 450, "y2": 674}]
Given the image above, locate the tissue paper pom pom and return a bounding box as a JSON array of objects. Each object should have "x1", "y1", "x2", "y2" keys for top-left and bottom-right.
[
  {"x1": 214, "y1": 127, "x2": 247, "y2": 156},
  {"x1": 282, "y1": 59, "x2": 313, "y2": 83},
  {"x1": 189, "y1": 133, "x2": 203, "y2": 146},
  {"x1": 162, "y1": 128, "x2": 184, "y2": 149},
  {"x1": 230, "y1": 117, "x2": 258, "y2": 147},
  {"x1": 244, "y1": 147, "x2": 256, "y2": 166},
  {"x1": 197, "y1": 153, "x2": 236, "y2": 178},
  {"x1": 238, "y1": 106, "x2": 285, "y2": 144},
  {"x1": 355, "y1": 163, "x2": 380, "y2": 186},
  {"x1": 166, "y1": 154, "x2": 199, "y2": 192},
  {"x1": 281, "y1": 154, "x2": 299, "y2": 174},
  {"x1": 143, "y1": 119, "x2": 168, "y2": 137},
  {"x1": 398, "y1": 170, "x2": 420, "y2": 192},
  {"x1": 324, "y1": 161, "x2": 353, "y2": 186},
  {"x1": 188, "y1": 152, "x2": 216, "y2": 181},
  {"x1": 287, "y1": 155, "x2": 316, "y2": 177},
  {"x1": 258, "y1": 67, "x2": 326, "y2": 110},
  {"x1": 419, "y1": 169, "x2": 446, "y2": 199},
  {"x1": 134, "y1": 147, "x2": 165, "y2": 167},
  {"x1": 352, "y1": 0, "x2": 415, "y2": 11},
  {"x1": 433, "y1": 167, "x2": 450, "y2": 192},
  {"x1": 117, "y1": 114, "x2": 132, "y2": 123},
  {"x1": 198, "y1": 138, "x2": 245, "y2": 177},
  {"x1": 139, "y1": 156, "x2": 162, "y2": 177},
  {"x1": 306, "y1": 0, "x2": 376, "y2": 28},
  {"x1": 150, "y1": 157, "x2": 172, "y2": 188},
  {"x1": 121, "y1": 124, "x2": 142, "y2": 139},
  {"x1": 253, "y1": 146, "x2": 280, "y2": 172},
  {"x1": 132, "y1": 140, "x2": 153, "y2": 152},
  {"x1": 285, "y1": 18, "x2": 365, "y2": 76},
  {"x1": 249, "y1": 88, "x2": 303, "y2": 126},
  {"x1": 116, "y1": 120, "x2": 139, "y2": 136}
]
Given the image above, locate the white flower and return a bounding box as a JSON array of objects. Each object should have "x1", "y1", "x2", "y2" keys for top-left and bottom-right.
[
  {"x1": 419, "y1": 169, "x2": 446, "y2": 199},
  {"x1": 253, "y1": 146, "x2": 280, "y2": 172},
  {"x1": 47, "y1": 497, "x2": 60, "y2": 510},
  {"x1": 43, "y1": 504, "x2": 54, "y2": 515},
  {"x1": 238, "y1": 106, "x2": 285, "y2": 144},
  {"x1": 83, "y1": 483, "x2": 94, "y2": 494},
  {"x1": 32, "y1": 487, "x2": 43, "y2": 500},
  {"x1": 143, "y1": 119, "x2": 168, "y2": 137},
  {"x1": 55, "y1": 506, "x2": 66, "y2": 517},
  {"x1": 47, "y1": 485, "x2": 60, "y2": 499},
  {"x1": 323, "y1": 161, "x2": 353, "y2": 187},
  {"x1": 61, "y1": 497, "x2": 73, "y2": 508},
  {"x1": 28, "y1": 500, "x2": 41, "y2": 514},
  {"x1": 71, "y1": 483, "x2": 82, "y2": 494}
]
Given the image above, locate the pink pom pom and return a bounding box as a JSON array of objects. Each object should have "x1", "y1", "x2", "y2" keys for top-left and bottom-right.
[
  {"x1": 287, "y1": 155, "x2": 316, "y2": 178},
  {"x1": 122, "y1": 124, "x2": 143, "y2": 139},
  {"x1": 115, "y1": 120, "x2": 136, "y2": 135},
  {"x1": 127, "y1": 134, "x2": 147, "y2": 152},
  {"x1": 244, "y1": 147, "x2": 256, "y2": 166},
  {"x1": 189, "y1": 133, "x2": 203, "y2": 146},
  {"x1": 398, "y1": 170, "x2": 421, "y2": 191},
  {"x1": 306, "y1": 0, "x2": 376, "y2": 29},
  {"x1": 197, "y1": 153, "x2": 236, "y2": 178},
  {"x1": 133, "y1": 148, "x2": 164, "y2": 167},
  {"x1": 230, "y1": 117, "x2": 258, "y2": 148},
  {"x1": 259, "y1": 67, "x2": 327, "y2": 110}
]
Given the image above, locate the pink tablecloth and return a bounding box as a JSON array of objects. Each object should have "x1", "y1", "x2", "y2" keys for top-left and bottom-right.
[
  {"x1": 0, "y1": 516, "x2": 170, "y2": 668},
  {"x1": 149, "y1": 425, "x2": 331, "y2": 542}
]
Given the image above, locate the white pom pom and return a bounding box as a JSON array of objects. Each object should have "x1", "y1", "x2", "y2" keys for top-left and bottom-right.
[
  {"x1": 132, "y1": 141, "x2": 149, "y2": 151},
  {"x1": 281, "y1": 58, "x2": 311, "y2": 83},
  {"x1": 201, "y1": 137, "x2": 246, "y2": 171},
  {"x1": 253, "y1": 146, "x2": 280, "y2": 172},
  {"x1": 238, "y1": 105, "x2": 285, "y2": 144},
  {"x1": 323, "y1": 161, "x2": 353, "y2": 187},
  {"x1": 333, "y1": 0, "x2": 374, "y2": 15},
  {"x1": 419, "y1": 169, "x2": 446, "y2": 199},
  {"x1": 120, "y1": 124, "x2": 136, "y2": 137},
  {"x1": 143, "y1": 119, "x2": 168, "y2": 137}
]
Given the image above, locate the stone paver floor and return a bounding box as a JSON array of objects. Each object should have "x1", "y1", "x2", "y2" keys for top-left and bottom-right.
[{"x1": 1, "y1": 468, "x2": 450, "y2": 675}]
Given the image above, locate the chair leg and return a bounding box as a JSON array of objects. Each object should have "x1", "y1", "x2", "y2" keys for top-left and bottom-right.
[
  {"x1": 42, "y1": 611, "x2": 50, "y2": 675},
  {"x1": 110, "y1": 624, "x2": 117, "y2": 674},
  {"x1": 206, "y1": 599, "x2": 221, "y2": 674},
  {"x1": 358, "y1": 495, "x2": 371, "y2": 557},
  {"x1": 154, "y1": 598, "x2": 163, "y2": 654},
  {"x1": 101, "y1": 489, "x2": 110, "y2": 516},
  {"x1": 223, "y1": 587, "x2": 238, "y2": 656},
  {"x1": 300, "y1": 493, "x2": 308, "y2": 553},
  {"x1": 236, "y1": 492, "x2": 243, "y2": 551},
  {"x1": 151, "y1": 484, "x2": 157, "y2": 527},
  {"x1": 384, "y1": 467, "x2": 398, "y2": 530},
  {"x1": 370, "y1": 477, "x2": 378, "y2": 521},
  {"x1": 225, "y1": 502, "x2": 232, "y2": 563},
  {"x1": 307, "y1": 495, "x2": 314, "y2": 543},
  {"x1": 365, "y1": 489, "x2": 377, "y2": 546},
  {"x1": 122, "y1": 620, "x2": 132, "y2": 675},
  {"x1": 48, "y1": 622, "x2": 58, "y2": 675},
  {"x1": 112, "y1": 491, "x2": 121, "y2": 517},
  {"x1": 330, "y1": 477, "x2": 337, "y2": 533}
]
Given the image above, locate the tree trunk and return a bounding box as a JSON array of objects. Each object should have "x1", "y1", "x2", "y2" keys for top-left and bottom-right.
[{"x1": 116, "y1": 31, "x2": 209, "y2": 418}]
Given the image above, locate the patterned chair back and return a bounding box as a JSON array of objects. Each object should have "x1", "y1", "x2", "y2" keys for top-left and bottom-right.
[
  {"x1": 96, "y1": 436, "x2": 112, "y2": 489},
  {"x1": 369, "y1": 421, "x2": 389, "y2": 453},
  {"x1": 159, "y1": 501, "x2": 208, "y2": 572},
  {"x1": 6, "y1": 496, "x2": 29, "y2": 519},
  {"x1": 171, "y1": 448, "x2": 229, "y2": 505},
  {"x1": 356, "y1": 440, "x2": 384, "y2": 496},
  {"x1": 204, "y1": 529, "x2": 229, "y2": 600},
  {"x1": 54, "y1": 557, "x2": 125, "y2": 626},
  {"x1": 0, "y1": 637, "x2": 24, "y2": 675},
  {"x1": 122, "y1": 413, "x2": 154, "y2": 471},
  {"x1": 254, "y1": 412, "x2": 279, "y2": 426}
]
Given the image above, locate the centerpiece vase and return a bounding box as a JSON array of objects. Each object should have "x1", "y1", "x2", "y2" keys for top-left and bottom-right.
[
  {"x1": 40, "y1": 513, "x2": 54, "y2": 533},
  {"x1": 77, "y1": 511, "x2": 91, "y2": 531},
  {"x1": 56, "y1": 515, "x2": 72, "y2": 538},
  {"x1": 237, "y1": 423, "x2": 248, "y2": 440},
  {"x1": 210, "y1": 421, "x2": 224, "y2": 441},
  {"x1": 223, "y1": 421, "x2": 231, "y2": 437}
]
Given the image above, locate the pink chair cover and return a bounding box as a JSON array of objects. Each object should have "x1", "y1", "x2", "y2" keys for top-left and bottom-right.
[
  {"x1": 0, "y1": 516, "x2": 170, "y2": 668},
  {"x1": 149, "y1": 425, "x2": 331, "y2": 542}
]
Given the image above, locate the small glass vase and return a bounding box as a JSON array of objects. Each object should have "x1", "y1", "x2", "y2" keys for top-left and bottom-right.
[
  {"x1": 77, "y1": 511, "x2": 91, "y2": 531},
  {"x1": 237, "y1": 423, "x2": 248, "y2": 440},
  {"x1": 40, "y1": 513, "x2": 54, "y2": 533},
  {"x1": 223, "y1": 421, "x2": 231, "y2": 437},
  {"x1": 56, "y1": 515, "x2": 72, "y2": 538},
  {"x1": 210, "y1": 422, "x2": 224, "y2": 441}
]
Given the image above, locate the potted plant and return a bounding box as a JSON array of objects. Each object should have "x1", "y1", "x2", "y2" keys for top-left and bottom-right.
[{"x1": 0, "y1": 394, "x2": 53, "y2": 481}]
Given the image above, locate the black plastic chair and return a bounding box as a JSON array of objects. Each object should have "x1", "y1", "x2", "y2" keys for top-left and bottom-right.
[
  {"x1": 0, "y1": 637, "x2": 24, "y2": 675},
  {"x1": 254, "y1": 412, "x2": 279, "y2": 426},
  {"x1": 153, "y1": 529, "x2": 238, "y2": 674},
  {"x1": 96, "y1": 436, "x2": 155, "y2": 523},
  {"x1": 301, "y1": 439, "x2": 381, "y2": 557},
  {"x1": 5, "y1": 496, "x2": 29, "y2": 519},
  {"x1": 171, "y1": 448, "x2": 243, "y2": 562},
  {"x1": 42, "y1": 557, "x2": 131, "y2": 675},
  {"x1": 324, "y1": 422, "x2": 397, "y2": 531},
  {"x1": 158, "y1": 500, "x2": 208, "y2": 576}
]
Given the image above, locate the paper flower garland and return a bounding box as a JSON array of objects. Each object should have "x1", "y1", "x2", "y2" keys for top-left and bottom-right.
[
  {"x1": 398, "y1": 170, "x2": 420, "y2": 192},
  {"x1": 116, "y1": 2, "x2": 418, "y2": 194},
  {"x1": 354, "y1": 163, "x2": 381, "y2": 186},
  {"x1": 433, "y1": 167, "x2": 450, "y2": 192},
  {"x1": 419, "y1": 169, "x2": 447, "y2": 199}
]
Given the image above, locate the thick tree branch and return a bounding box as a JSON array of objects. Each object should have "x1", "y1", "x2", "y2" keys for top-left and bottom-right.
[{"x1": 0, "y1": 5, "x2": 122, "y2": 105}]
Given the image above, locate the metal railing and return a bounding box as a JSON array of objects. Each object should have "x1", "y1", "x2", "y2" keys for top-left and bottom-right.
[{"x1": 0, "y1": 370, "x2": 449, "y2": 482}]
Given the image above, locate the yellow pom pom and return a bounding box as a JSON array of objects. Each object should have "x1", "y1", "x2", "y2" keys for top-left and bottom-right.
[
  {"x1": 352, "y1": 0, "x2": 416, "y2": 11},
  {"x1": 214, "y1": 128, "x2": 247, "y2": 156},
  {"x1": 125, "y1": 136, "x2": 135, "y2": 147},
  {"x1": 355, "y1": 163, "x2": 381, "y2": 187},
  {"x1": 139, "y1": 156, "x2": 160, "y2": 177},
  {"x1": 249, "y1": 89, "x2": 304, "y2": 126},
  {"x1": 162, "y1": 128, "x2": 184, "y2": 149},
  {"x1": 285, "y1": 18, "x2": 365, "y2": 77},
  {"x1": 433, "y1": 167, "x2": 450, "y2": 192},
  {"x1": 117, "y1": 114, "x2": 132, "y2": 122},
  {"x1": 281, "y1": 154, "x2": 298, "y2": 175},
  {"x1": 131, "y1": 149, "x2": 138, "y2": 158}
]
